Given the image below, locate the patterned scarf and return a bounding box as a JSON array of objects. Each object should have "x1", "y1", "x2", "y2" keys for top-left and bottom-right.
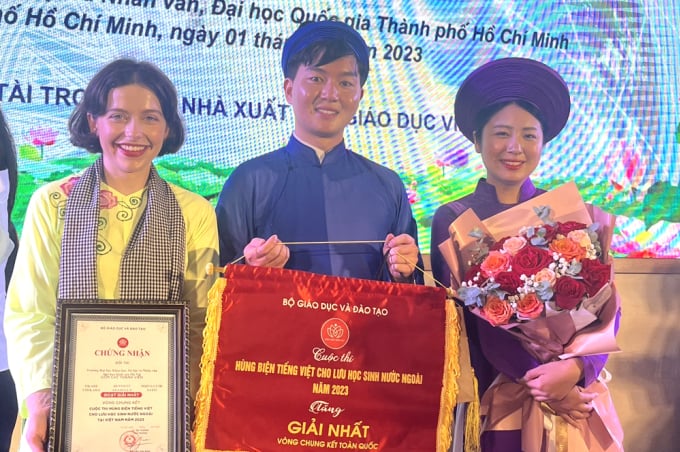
[{"x1": 58, "y1": 158, "x2": 185, "y2": 301}]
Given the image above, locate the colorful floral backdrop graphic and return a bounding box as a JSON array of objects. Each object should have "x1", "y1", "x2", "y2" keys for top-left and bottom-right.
[{"x1": 0, "y1": 0, "x2": 678, "y2": 257}]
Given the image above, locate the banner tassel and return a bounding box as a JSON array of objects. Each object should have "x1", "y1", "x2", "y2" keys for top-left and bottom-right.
[
  {"x1": 464, "y1": 372, "x2": 481, "y2": 452},
  {"x1": 193, "y1": 276, "x2": 227, "y2": 451},
  {"x1": 437, "y1": 299, "x2": 461, "y2": 452}
]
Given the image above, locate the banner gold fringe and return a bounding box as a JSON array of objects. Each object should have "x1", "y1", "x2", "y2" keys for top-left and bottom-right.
[
  {"x1": 194, "y1": 276, "x2": 226, "y2": 452},
  {"x1": 555, "y1": 416, "x2": 568, "y2": 452},
  {"x1": 465, "y1": 373, "x2": 481, "y2": 452},
  {"x1": 194, "y1": 276, "x2": 459, "y2": 451},
  {"x1": 437, "y1": 299, "x2": 462, "y2": 452}
]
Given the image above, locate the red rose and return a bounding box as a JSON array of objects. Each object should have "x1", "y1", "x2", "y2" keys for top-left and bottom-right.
[
  {"x1": 554, "y1": 276, "x2": 587, "y2": 310},
  {"x1": 557, "y1": 221, "x2": 588, "y2": 235},
  {"x1": 512, "y1": 245, "x2": 554, "y2": 277},
  {"x1": 580, "y1": 258, "x2": 611, "y2": 295},
  {"x1": 481, "y1": 296, "x2": 514, "y2": 326},
  {"x1": 516, "y1": 293, "x2": 544, "y2": 320},
  {"x1": 489, "y1": 236, "x2": 510, "y2": 252},
  {"x1": 463, "y1": 264, "x2": 487, "y2": 286},
  {"x1": 494, "y1": 271, "x2": 522, "y2": 295},
  {"x1": 540, "y1": 224, "x2": 559, "y2": 242}
]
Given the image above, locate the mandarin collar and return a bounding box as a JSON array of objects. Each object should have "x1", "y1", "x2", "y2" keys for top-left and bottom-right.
[
  {"x1": 475, "y1": 178, "x2": 539, "y2": 205},
  {"x1": 285, "y1": 135, "x2": 347, "y2": 166}
]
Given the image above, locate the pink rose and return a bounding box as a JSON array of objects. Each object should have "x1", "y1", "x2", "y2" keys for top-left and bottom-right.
[
  {"x1": 480, "y1": 251, "x2": 511, "y2": 278},
  {"x1": 554, "y1": 276, "x2": 587, "y2": 310},
  {"x1": 533, "y1": 268, "x2": 557, "y2": 287},
  {"x1": 567, "y1": 229, "x2": 592, "y2": 248},
  {"x1": 60, "y1": 177, "x2": 80, "y2": 196},
  {"x1": 99, "y1": 190, "x2": 118, "y2": 209},
  {"x1": 502, "y1": 236, "x2": 527, "y2": 255},
  {"x1": 516, "y1": 293, "x2": 544, "y2": 320},
  {"x1": 481, "y1": 296, "x2": 514, "y2": 326}
]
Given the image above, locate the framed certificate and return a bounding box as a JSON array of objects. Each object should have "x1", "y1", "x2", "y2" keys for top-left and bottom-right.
[{"x1": 49, "y1": 301, "x2": 190, "y2": 452}]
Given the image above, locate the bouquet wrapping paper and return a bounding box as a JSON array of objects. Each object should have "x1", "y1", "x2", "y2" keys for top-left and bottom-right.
[{"x1": 438, "y1": 182, "x2": 623, "y2": 451}]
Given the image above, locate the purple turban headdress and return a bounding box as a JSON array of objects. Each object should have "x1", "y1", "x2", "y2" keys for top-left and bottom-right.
[{"x1": 454, "y1": 57, "x2": 571, "y2": 143}]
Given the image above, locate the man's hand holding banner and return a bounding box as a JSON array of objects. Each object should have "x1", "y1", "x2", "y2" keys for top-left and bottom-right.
[{"x1": 194, "y1": 265, "x2": 460, "y2": 451}]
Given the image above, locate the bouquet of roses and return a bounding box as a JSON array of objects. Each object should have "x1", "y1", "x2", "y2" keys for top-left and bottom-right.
[
  {"x1": 457, "y1": 205, "x2": 612, "y2": 337},
  {"x1": 437, "y1": 183, "x2": 623, "y2": 450},
  {"x1": 438, "y1": 182, "x2": 619, "y2": 361}
]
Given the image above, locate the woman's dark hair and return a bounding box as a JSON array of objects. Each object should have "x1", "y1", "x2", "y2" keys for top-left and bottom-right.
[
  {"x1": 0, "y1": 108, "x2": 18, "y2": 286},
  {"x1": 285, "y1": 39, "x2": 369, "y2": 86},
  {"x1": 69, "y1": 59, "x2": 185, "y2": 156},
  {"x1": 472, "y1": 100, "x2": 548, "y2": 144}
]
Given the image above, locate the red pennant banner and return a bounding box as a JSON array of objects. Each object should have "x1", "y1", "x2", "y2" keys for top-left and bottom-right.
[{"x1": 195, "y1": 265, "x2": 455, "y2": 452}]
